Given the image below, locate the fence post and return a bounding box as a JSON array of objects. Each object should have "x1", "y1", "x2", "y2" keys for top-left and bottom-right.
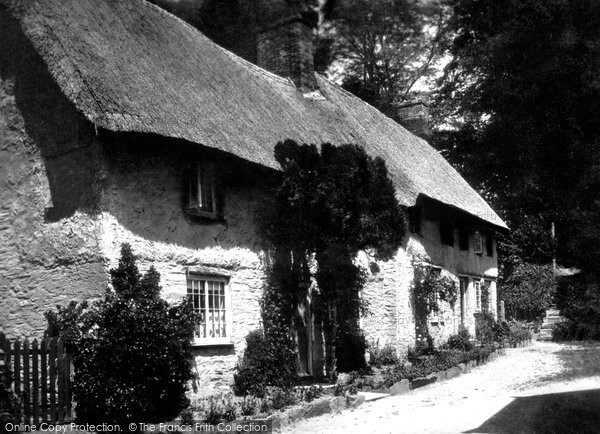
[
  {"x1": 57, "y1": 338, "x2": 65, "y2": 422},
  {"x1": 41, "y1": 338, "x2": 48, "y2": 423},
  {"x1": 49, "y1": 337, "x2": 57, "y2": 422},
  {"x1": 32, "y1": 339, "x2": 39, "y2": 423},
  {"x1": 23, "y1": 339, "x2": 30, "y2": 423},
  {"x1": 14, "y1": 339, "x2": 21, "y2": 408}
]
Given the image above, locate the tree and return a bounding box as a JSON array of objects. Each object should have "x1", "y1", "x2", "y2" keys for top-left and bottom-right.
[
  {"x1": 434, "y1": 0, "x2": 600, "y2": 228},
  {"x1": 499, "y1": 263, "x2": 555, "y2": 322},
  {"x1": 322, "y1": 0, "x2": 450, "y2": 118},
  {"x1": 260, "y1": 140, "x2": 405, "y2": 378},
  {"x1": 433, "y1": 0, "x2": 600, "y2": 330},
  {"x1": 45, "y1": 244, "x2": 197, "y2": 424}
]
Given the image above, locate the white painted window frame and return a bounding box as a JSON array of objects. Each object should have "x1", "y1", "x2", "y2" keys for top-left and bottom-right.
[
  {"x1": 474, "y1": 279, "x2": 482, "y2": 312},
  {"x1": 187, "y1": 274, "x2": 232, "y2": 346}
]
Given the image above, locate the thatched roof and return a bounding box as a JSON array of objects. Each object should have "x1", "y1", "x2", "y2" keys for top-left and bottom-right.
[{"x1": 2, "y1": 0, "x2": 507, "y2": 230}]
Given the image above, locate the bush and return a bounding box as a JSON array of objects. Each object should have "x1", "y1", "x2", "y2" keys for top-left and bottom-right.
[
  {"x1": 445, "y1": 327, "x2": 474, "y2": 352},
  {"x1": 368, "y1": 341, "x2": 400, "y2": 367},
  {"x1": 336, "y1": 325, "x2": 368, "y2": 372},
  {"x1": 475, "y1": 312, "x2": 507, "y2": 345},
  {"x1": 201, "y1": 396, "x2": 238, "y2": 424},
  {"x1": 240, "y1": 396, "x2": 259, "y2": 416},
  {"x1": 0, "y1": 355, "x2": 21, "y2": 426},
  {"x1": 554, "y1": 274, "x2": 600, "y2": 340},
  {"x1": 500, "y1": 263, "x2": 555, "y2": 322},
  {"x1": 298, "y1": 385, "x2": 324, "y2": 403},
  {"x1": 45, "y1": 244, "x2": 197, "y2": 424},
  {"x1": 233, "y1": 329, "x2": 297, "y2": 397},
  {"x1": 382, "y1": 343, "x2": 497, "y2": 387},
  {"x1": 233, "y1": 278, "x2": 297, "y2": 397},
  {"x1": 270, "y1": 387, "x2": 298, "y2": 410},
  {"x1": 506, "y1": 320, "x2": 533, "y2": 347}
]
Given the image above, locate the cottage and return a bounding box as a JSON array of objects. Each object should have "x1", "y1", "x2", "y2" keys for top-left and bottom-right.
[{"x1": 0, "y1": 0, "x2": 507, "y2": 394}]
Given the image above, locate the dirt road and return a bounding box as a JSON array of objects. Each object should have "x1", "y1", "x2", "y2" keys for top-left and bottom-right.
[{"x1": 284, "y1": 341, "x2": 600, "y2": 434}]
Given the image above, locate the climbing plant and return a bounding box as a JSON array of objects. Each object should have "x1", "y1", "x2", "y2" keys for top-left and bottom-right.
[
  {"x1": 413, "y1": 264, "x2": 458, "y2": 338},
  {"x1": 259, "y1": 139, "x2": 405, "y2": 379}
]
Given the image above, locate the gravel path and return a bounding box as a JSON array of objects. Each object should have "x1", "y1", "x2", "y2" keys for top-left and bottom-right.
[{"x1": 284, "y1": 341, "x2": 600, "y2": 434}]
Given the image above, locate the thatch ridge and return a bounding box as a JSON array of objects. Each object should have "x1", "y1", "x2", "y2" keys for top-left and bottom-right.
[{"x1": 2, "y1": 0, "x2": 507, "y2": 230}]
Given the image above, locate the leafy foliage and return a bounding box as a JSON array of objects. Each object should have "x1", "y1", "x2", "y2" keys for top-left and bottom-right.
[
  {"x1": 45, "y1": 244, "x2": 197, "y2": 424},
  {"x1": 434, "y1": 0, "x2": 600, "y2": 335},
  {"x1": 0, "y1": 355, "x2": 21, "y2": 426},
  {"x1": 233, "y1": 328, "x2": 297, "y2": 398},
  {"x1": 506, "y1": 320, "x2": 533, "y2": 347},
  {"x1": 444, "y1": 326, "x2": 474, "y2": 352},
  {"x1": 554, "y1": 274, "x2": 600, "y2": 340},
  {"x1": 260, "y1": 140, "x2": 405, "y2": 379},
  {"x1": 382, "y1": 345, "x2": 495, "y2": 386},
  {"x1": 499, "y1": 263, "x2": 555, "y2": 322},
  {"x1": 412, "y1": 265, "x2": 458, "y2": 337},
  {"x1": 474, "y1": 312, "x2": 507, "y2": 345},
  {"x1": 368, "y1": 341, "x2": 400, "y2": 367},
  {"x1": 323, "y1": 0, "x2": 450, "y2": 118}
]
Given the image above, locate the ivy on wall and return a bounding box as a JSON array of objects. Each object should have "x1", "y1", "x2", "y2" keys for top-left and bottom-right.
[
  {"x1": 412, "y1": 264, "x2": 459, "y2": 338},
  {"x1": 258, "y1": 139, "x2": 406, "y2": 380}
]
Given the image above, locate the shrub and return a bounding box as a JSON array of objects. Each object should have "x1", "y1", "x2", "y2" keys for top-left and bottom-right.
[
  {"x1": 270, "y1": 387, "x2": 297, "y2": 410},
  {"x1": 445, "y1": 327, "x2": 474, "y2": 352},
  {"x1": 475, "y1": 312, "x2": 507, "y2": 345},
  {"x1": 259, "y1": 397, "x2": 271, "y2": 414},
  {"x1": 500, "y1": 263, "x2": 555, "y2": 322},
  {"x1": 298, "y1": 385, "x2": 323, "y2": 403},
  {"x1": 45, "y1": 244, "x2": 197, "y2": 425},
  {"x1": 554, "y1": 274, "x2": 600, "y2": 340},
  {"x1": 233, "y1": 328, "x2": 297, "y2": 397},
  {"x1": 368, "y1": 341, "x2": 400, "y2": 367},
  {"x1": 0, "y1": 355, "x2": 21, "y2": 426},
  {"x1": 240, "y1": 396, "x2": 258, "y2": 416},
  {"x1": 201, "y1": 397, "x2": 237, "y2": 424},
  {"x1": 336, "y1": 325, "x2": 368, "y2": 372},
  {"x1": 233, "y1": 271, "x2": 298, "y2": 397},
  {"x1": 507, "y1": 320, "x2": 533, "y2": 347}
]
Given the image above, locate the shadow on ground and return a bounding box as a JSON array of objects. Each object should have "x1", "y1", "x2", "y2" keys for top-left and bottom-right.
[
  {"x1": 537, "y1": 342, "x2": 600, "y2": 384},
  {"x1": 465, "y1": 388, "x2": 600, "y2": 434}
]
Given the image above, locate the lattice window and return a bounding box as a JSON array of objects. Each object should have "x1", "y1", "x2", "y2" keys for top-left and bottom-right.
[
  {"x1": 474, "y1": 280, "x2": 482, "y2": 312},
  {"x1": 187, "y1": 276, "x2": 230, "y2": 344}
]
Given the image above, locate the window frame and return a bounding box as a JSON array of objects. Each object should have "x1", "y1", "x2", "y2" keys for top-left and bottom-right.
[
  {"x1": 474, "y1": 279, "x2": 482, "y2": 312},
  {"x1": 473, "y1": 231, "x2": 483, "y2": 255},
  {"x1": 440, "y1": 220, "x2": 454, "y2": 247},
  {"x1": 185, "y1": 161, "x2": 219, "y2": 220},
  {"x1": 458, "y1": 229, "x2": 469, "y2": 251},
  {"x1": 187, "y1": 274, "x2": 232, "y2": 346},
  {"x1": 485, "y1": 233, "x2": 494, "y2": 257}
]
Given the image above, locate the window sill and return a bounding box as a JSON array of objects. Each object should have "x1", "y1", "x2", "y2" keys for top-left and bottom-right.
[
  {"x1": 191, "y1": 340, "x2": 234, "y2": 348},
  {"x1": 184, "y1": 210, "x2": 226, "y2": 225}
]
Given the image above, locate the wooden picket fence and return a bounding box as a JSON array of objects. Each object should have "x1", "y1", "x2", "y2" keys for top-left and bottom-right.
[{"x1": 0, "y1": 331, "x2": 73, "y2": 424}]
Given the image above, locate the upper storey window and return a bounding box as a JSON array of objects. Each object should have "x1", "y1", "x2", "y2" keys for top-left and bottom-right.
[
  {"x1": 184, "y1": 161, "x2": 220, "y2": 219},
  {"x1": 440, "y1": 220, "x2": 454, "y2": 246},
  {"x1": 486, "y1": 233, "x2": 494, "y2": 257}
]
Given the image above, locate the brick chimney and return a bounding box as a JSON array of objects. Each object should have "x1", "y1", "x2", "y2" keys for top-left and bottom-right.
[{"x1": 256, "y1": 10, "x2": 317, "y2": 91}]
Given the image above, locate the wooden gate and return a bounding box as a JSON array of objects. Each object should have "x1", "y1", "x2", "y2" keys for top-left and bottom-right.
[{"x1": 0, "y1": 331, "x2": 73, "y2": 424}]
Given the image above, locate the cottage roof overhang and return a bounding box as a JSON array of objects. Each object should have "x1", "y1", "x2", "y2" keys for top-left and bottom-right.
[{"x1": 1, "y1": 0, "x2": 508, "y2": 231}]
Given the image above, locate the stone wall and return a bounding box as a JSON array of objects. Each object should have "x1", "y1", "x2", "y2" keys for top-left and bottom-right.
[
  {"x1": 98, "y1": 143, "x2": 268, "y2": 396},
  {"x1": 0, "y1": 16, "x2": 107, "y2": 339},
  {"x1": 360, "y1": 203, "x2": 499, "y2": 357}
]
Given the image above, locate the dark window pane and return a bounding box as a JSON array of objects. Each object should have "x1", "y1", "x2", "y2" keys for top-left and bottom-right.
[{"x1": 459, "y1": 229, "x2": 469, "y2": 251}]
